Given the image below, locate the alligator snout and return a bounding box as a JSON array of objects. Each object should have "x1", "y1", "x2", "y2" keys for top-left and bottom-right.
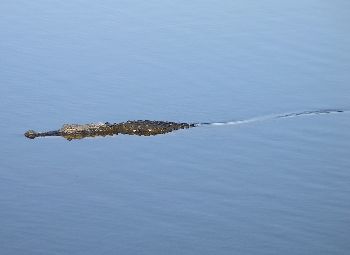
[{"x1": 24, "y1": 130, "x2": 38, "y2": 139}]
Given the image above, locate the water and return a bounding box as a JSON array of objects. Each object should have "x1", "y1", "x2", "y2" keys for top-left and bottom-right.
[{"x1": 1, "y1": 1, "x2": 350, "y2": 254}]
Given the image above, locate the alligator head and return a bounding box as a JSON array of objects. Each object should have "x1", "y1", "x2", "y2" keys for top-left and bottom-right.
[{"x1": 24, "y1": 130, "x2": 39, "y2": 139}]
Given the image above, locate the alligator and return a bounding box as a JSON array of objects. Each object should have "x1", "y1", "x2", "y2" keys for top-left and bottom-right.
[
  {"x1": 24, "y1": 109, "x2": 347, "y2": 140},
  {"x1": 24, "y1": 120, "x2": 196, "y2": 140}
]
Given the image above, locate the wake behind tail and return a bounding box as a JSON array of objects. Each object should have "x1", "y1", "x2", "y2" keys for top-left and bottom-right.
[{"x1": 195, "y1": 109, "x2": 348, "y2": 127}]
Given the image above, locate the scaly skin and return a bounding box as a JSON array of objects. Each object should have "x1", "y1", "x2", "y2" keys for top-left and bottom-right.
[{"x1": 24, "y1": 120, "x2": 196, "y2": 140}]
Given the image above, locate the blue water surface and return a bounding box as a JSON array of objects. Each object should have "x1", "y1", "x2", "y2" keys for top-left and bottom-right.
[{"x1": 1, "y1": 1, "x2": 350, "y2": 254}]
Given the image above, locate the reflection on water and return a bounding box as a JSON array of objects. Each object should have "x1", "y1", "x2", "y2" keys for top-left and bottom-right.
[{"x1": 1, "y1": 0, "x2": 350, "y2": 254}]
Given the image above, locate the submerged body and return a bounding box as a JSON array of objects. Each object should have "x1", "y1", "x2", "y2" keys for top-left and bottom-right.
[
  {"x1": 25, "y1": 120, "x2": 196, "y2": 140},
  {"x1": 24, "y1": 109, "x2": 346, "y2": 140}
]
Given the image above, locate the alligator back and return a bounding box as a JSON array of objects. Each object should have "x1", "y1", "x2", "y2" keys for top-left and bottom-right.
[{"x1": 25, "y1": 120, "x2": 196, "y2": 140}]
